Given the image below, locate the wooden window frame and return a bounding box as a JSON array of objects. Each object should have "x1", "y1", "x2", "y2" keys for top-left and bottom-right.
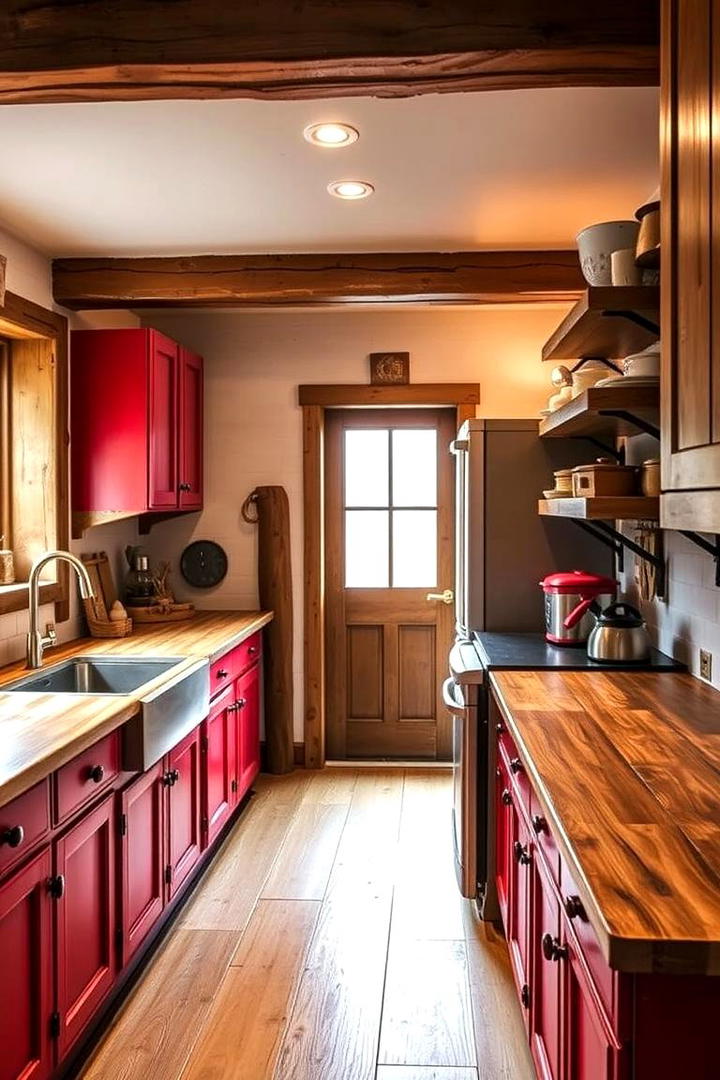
[
  {"x1": 0, "y1": 291, "x2": 69, "y2": 621},
  {"x1": 300, "y1": 382, "x2": 479, "y2": 768}
]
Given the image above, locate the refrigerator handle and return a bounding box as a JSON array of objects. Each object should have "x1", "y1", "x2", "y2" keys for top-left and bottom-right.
[{"x1": 451, "y1": 439, "x2": 469, "y2": 454}]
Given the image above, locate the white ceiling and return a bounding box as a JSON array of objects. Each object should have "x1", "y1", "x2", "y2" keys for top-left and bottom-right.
[{"x1": 0, "y1": 88, "x2": 658, "y2": 257}]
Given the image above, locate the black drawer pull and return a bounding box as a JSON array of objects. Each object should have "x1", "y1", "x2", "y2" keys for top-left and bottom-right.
[
  {"x1": 89, "y1": 764, "x2": 105, "y2": 784},
  {"x1": 532, "y1": 814, "x2": 547, "y2": 835},
  {"x1": 1, "y1": 824, "x2": 24, "y2": 848},
  {"x1": 510, "y1": 757, "x2": 523, "y2": 774},
  {"x1": 48, "y1": 874, "x2": 65, "y2": 899},
  {"x1": 248, "y1": 645, "x2": 258, "y2": 656},
  {"x1": 564, "y1": 895, "x2": 586, "y2": 921},
  {"x1": 513, "y1": 841, "x2": 531, "y2": 866},
  {"x1": 501, "y1": 788, "x2": 513, "y2": 807},
  {"x1": 163, "y1": 769, "x2": 180, "y2": 787},
  {"x1": 542, "y1": 933, "x2": 568, "y2": 962}
]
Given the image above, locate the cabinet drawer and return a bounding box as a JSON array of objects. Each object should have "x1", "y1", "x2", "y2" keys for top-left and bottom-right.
[
  {"x1": 0, "y1": 780, "x2": 51, "y2": 877},
  {"x1": 560, "y1": 858, "x2": 619, "y2": 1033},
  {"x1": 209, "y1": 632, "x2": 262, "y2": 697},
  {"x1": 498, "y1": 737, "x2": 530, "y2": 813},
  {"x1": 54, "y1": 732, "x2": 120, "y2": 825}
]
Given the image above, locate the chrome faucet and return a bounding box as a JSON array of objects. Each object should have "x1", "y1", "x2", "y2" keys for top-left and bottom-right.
[{"x1": 27, "y1": 550, "x2": 95, "y2": 669}]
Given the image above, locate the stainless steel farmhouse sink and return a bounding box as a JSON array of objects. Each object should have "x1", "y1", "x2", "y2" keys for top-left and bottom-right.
[{"x1": 4, "y1": 654, "x2": 210, "y2": 770}]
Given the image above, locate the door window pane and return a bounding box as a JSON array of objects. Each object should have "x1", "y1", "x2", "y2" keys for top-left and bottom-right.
[
  {"x1": 345, "y1": 430, "x2": 389, "y2": 506},
  {"x1": 345, "y1": 510, "x2": 389, "y2": 587},
  {"x1": 392, "y1": 429, "x2": 437, "y2": 507},
  {"x1": 392, "y1": 510, "x2": 437, "y2": 587}
]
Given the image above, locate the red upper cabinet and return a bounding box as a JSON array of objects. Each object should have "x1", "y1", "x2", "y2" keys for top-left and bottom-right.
[
  {"x1": 179, "y1": 348, "x2": 204, "y2": 510},
  {"x1": 0, "y1": 847, "x2": 54, "y2": 1080},
  {"x1": 71, "y1": 328, "x2": 203, "y2": 523}
]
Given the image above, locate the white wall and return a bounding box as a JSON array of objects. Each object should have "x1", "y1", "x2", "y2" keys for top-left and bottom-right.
[
  {"x1": 140, "y1": 305, "x2": 570, "y2": 739},
  {"x1": 0, "y1": 225, "x2": 141, "y2": 665}
]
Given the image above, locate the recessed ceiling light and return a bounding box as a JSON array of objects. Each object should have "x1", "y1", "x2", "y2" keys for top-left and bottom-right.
[
  {"x1": 304, "y1": 122, "x2": 359, "y2": 148},
  {"x1": 327, "y1": 180, "x2": 374, "y2": 200}
]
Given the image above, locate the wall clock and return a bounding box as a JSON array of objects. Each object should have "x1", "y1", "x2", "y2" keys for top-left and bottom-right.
[{"x1": 180, "y1": 540, "x2": 228, "y2": 588}]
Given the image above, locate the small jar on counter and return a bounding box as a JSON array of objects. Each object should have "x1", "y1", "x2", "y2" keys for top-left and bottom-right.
[{"x1": 0, "y1": 538, "x2": 14, "y2": 585}]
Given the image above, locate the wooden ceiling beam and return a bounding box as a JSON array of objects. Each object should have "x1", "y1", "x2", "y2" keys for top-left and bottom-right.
[
  {"x1": 0, "y1": 2, "x2": 659, "y2": 103},
  {"x1": 52, "y1": 252, "x2": 586, "y2": 309}
]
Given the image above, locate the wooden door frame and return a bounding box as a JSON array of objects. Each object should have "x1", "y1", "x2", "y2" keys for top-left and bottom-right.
[{"x1": 300, "y1": 382, "x2": 479, "y2": 768}]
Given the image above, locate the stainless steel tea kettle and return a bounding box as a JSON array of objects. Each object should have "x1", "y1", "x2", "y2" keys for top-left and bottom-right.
[{"x1": 586, "y1": 601, "x2": 652, "y2": 663}]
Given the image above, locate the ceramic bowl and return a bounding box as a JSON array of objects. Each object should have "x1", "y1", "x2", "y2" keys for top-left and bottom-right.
[
  {"x1": 576, "y1": 220, "x2": 640, "y2": 286},
  {"x1": 624, "y1": 341, "x2": 660, "y2": 378}
]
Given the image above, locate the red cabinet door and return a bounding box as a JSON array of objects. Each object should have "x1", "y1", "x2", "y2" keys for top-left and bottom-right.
[
  {"x1": 178, "y1": 347, "x2": 203, "y2": 510},
  {"x1": 531, "y1": 855, "x2": 563, "y2": 1080},
  {"x1": 166, "y1": 727, "x2": 201, "y2": 899},
  {"x1": 236, "y1": 663, "x2": 261, "y2": 800},
  {"x1": 508, "y1": 811, "x2": 532, "y2": 1026},
  {"x1": 120, "y1": 764, "x2": 165, "y2": 966},
  {"x1": 55, "y1": 794, "x2": 116, "y2": 1059},
  {"x1": 0, "y1": 847, "x2": 53, "y2": 1080},
  {"x1": 202, "y1": 685, "x2": 237, "y2": 847},
  {"x1": 565, "y1": 935, "x2": 620, "y2": 1080},
  {"x1": 148, "y1": 331, "x2": 179, "y2": 509},
  {"x1": 495, "y1": 754, "x2": 514, "y2": 933}
]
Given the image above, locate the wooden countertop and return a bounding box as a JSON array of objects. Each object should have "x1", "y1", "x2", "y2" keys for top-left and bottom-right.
[
  {"x1": 0, "y1": 610, "x2": 272, "y2": 809},
  {"x1": 490, "y1": 669, "x2": 720, "y2": 975}
]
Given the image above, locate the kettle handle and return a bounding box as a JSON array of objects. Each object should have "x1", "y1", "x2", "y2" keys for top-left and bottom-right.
[
  {"x1": 603, "y1": 602, "x2": 643, "y2": 621},
  {"x1": 563, "y1": 595, "x2": 601, "y2": 630}
]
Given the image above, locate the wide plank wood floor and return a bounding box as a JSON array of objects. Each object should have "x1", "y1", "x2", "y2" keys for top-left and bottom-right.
[{"x1": 78, "y1": 768, "x2": 534, "y2": 1080}]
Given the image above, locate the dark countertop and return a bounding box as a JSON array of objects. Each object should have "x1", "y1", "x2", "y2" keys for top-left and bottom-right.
[{"x1": 473, "y1": 631, "x2": 683, "y2": 672}]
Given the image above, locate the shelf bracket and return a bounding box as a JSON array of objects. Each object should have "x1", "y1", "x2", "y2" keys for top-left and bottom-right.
[
  {"x1": 601, "y1": 309, "x2": 661, "y2": 337},
  {"x1": 597, "y1": 410, "x2": 660, "y2": 441},
  {"x1": 679, "y1": 531, "x2": 720, "y2": 587},
  {"x1": 569, "y1": 519, "x2": 666, "y2": 598},
  {"x1": 579, "y1": 436, "x2": 624, "y2": 463}
]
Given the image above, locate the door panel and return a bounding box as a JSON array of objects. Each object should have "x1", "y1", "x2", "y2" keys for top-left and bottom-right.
[
  {"x1": 531, "y1": 857, "x2": 562, "y2": 1080},
  {"x1": 55, "y1": 794, "x2": 116, "y2": 1058},
  {"x1": 203, "y1": 685, "x2": 236, "y2": 846},
  {"x1": 325, "y1": 408, "x2": 455, "y2": 760},
  {"x1": 148, "y1": 332, "x2": 178, "y2": 509},
  {"x1": 179, "y1": 347, "x2": 203, "y2": 510},
  {"x1": 167, "y1": 727, "x2": 201, "y2": 899},
  {"x1": 121, "y1": 764, "x2": 164, "y2": 965},
  {"x1": 237, "y1": 662, "x2": 261, "y2": 799},
  {"x1": 0, "y1": 848, "x2": 53, "y2": 1080}
]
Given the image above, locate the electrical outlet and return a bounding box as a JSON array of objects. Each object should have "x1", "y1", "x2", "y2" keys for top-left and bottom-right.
[{"x1": 700, "y1": 649, "x2": 713, "y2": 681}]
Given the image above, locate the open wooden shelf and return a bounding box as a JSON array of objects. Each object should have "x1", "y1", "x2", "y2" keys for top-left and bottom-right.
[
  {"x1": 542, "y1": 286, "x2": 659, "y2": 362},
  {"x1": 538, "y1": 496, "x2": 659, "y2": 521},
  {"x1": 539, "y1": 383, "x2": 659, "y2": 440}
]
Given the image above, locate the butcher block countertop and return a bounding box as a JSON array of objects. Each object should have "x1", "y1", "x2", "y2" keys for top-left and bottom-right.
[
  {"x1": 0, "y1": 610, "x2": 272, "y2": 809},
  {"x1": 491, "y1": 669, "x2": 720, "y2": 975}
]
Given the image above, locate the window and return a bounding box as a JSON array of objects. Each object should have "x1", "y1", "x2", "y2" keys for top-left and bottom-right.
[
  {"x1": 344, "y1": 427, "x2": 438, "y2": 588},
  {"x1": 0, "y1": 292, "x2": 69, "y2": 619}
]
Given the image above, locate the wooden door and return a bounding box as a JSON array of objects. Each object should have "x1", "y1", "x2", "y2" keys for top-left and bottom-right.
[
  {"x1": 166, "y1": 727, "x2": 201, "y2": 899},
  {"x1": 236, "y1": 662, "x2": 261, "y2": 799},
  {"x1": 120, "y1": 763, "x2": 165, "y2": 966},
  {"x1": 202, "y1": 685, "x2": 237, "y2": 846},
  {"x1": 661, "y1": 0, "x2": 720, "y2": 527},
  {"x1": 325, "y1": 408, "x2": 455, "y2": 760},
  {"x1": 0, "y1": 847, "x2": 54, "y2": 1080},
  {"x1": 148, "y1": 330, "x2": 179, "y2": 509},
  {"x1": 178, "y1": 346, "x2": 203, "y2": 510},
  {"x1": 55, "y1": 794, "x2": 116, "y2": 1058}
]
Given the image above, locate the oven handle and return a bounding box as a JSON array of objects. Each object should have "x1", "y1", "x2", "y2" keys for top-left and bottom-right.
[{"x1": 442, "y1": 676, "x2": 466, "y2": 716}]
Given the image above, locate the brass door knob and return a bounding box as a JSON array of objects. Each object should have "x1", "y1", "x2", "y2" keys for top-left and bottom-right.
[{"x1": 426, "y1": 589, "x2": 454, "y2": 605}]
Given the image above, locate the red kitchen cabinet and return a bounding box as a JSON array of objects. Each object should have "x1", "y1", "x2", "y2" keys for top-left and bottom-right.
[
  {"x1": 71, "y1": 328, "x2": 203, "y2": 523},
  {"x1": 120, "y1": 763, "x2": 165, "y2": 965},
  {"x1": 236, "y1": 662, "x2": 261, "y2": 800},
  {"x1": 507, "y1": 800, "x2": 532, "y2": 1023},
  {"x1": 166, "y1": 727, "x2": 201, "y2": 899},
  {"x1": 0, "y1": 847, "x2": 54, "y2": 1080},
  {"x1": 55, "y1": 794, "x2": 116, "y2": 1058},
  {"x1": 565, "y1": 937, "x2": 620, "y2": 1080},
  {"x1": 202, "y1": 685, "x2": 237, "y2": 848},
  {"x1": 179, "y1": 347, "x2": 203, "y2": 510},
  {"x1": 531, "y1": 855, "x2": 563, "y2": 1080},
  {"x1": 495, "y1": 755, "x2": 513, "y2": 932}
]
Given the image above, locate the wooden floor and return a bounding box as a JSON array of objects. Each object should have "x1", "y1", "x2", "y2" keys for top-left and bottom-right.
[{"x1": 79, "y1": 768, "x2": 534, "y2": 1080}]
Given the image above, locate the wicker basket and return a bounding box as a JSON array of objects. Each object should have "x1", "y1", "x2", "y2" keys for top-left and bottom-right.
[{"x1": 83, "y1": 599, "x2": 133, "y2": 638}]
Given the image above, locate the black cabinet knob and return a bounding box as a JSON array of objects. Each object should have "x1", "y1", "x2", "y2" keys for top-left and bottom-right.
[
  {"x1": 532, "y1": 814, "x2": 547, "y2": 835},
  {"x1": 163, "y1": 769, "x2": 180, "y2": 786},
  {"x1": 564, "y1": 895, "x2": 586, "y2": 921},
  {"x1": 0, "y1": 824, "x2": 24, "y2": 848},
  {"x1": 495, "y1": 722, "x2": 506, "y2": 734},
  {"x1": 248, "y1": 645, "x2": 258, "y2": 656},
  {"x1": 501, "y1": 788, "x2": 513, "y2": 806},
  {"x1": 513, "y1": 841, "x2": 531, "y2": 866},
  {"x1": 510, "y1": 757, "x2": 523, "y2": 774},
  {"x1": 521, "y1": 983, "x2": 531, "y2": 1009},
  {"x1": 217, "y1": 669, "x2": 229, "y2": 679},
  {"x1": 89, "y1": 764, "x2": 105, "y2": 784},
  {"x1": 48, "y1": 874, "x2": 65, "y2": 899},
  {"x1": 236, "y1": 697, "x2": 247, "y2": 709},
  {"x1": 179, "y1": 482, "x2": 192, "y2": 492},
  {"x1": 542, "y1": 933, "x2": 568, "y2": 962}
]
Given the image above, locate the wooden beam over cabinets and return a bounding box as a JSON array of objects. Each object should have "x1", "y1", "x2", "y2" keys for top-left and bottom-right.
[
  {"x1": 0, "y1": 2, "x2": 658, "y2": 104},
  {"x1": 52, "y1": 251, "x2": 585, "y2": 309}
]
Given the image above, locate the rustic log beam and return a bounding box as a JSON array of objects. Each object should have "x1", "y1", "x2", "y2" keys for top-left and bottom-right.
[
  {"x1": 52, "y1": 252, "x2": 586, "y2": 309},
  {"x1": 0, "y1": 2, "x2": 659, "y2": 103}
]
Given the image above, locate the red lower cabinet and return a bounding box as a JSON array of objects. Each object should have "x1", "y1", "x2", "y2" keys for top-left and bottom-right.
[
  {"x1": 236, "y1": 662, "x2": 261, "y2": 800},
  {"x1": 508, "y1": 812, "x2": 532, "y2": 1024},
  {"x1": 55, "y1": 794, "x2": 116, "y2": 1058},
  {"x1": 120, "y1": 763, "x2": 165, "y2": 965},
  {"x1": 565, "y1": 937, "x2": 621, "y2": 1080},
  {"x1": 202, "y1": 685, "x2": 237, "y2": 848},
  {"x1": 495, "y1": 756, "x2": 513, "y2": 935},
  {"x1": 166, "y1": 727, "x2": 201, "y2": 899},
  {"x1": 531, "y1": 857, "x2": 563, "y2": 1080},
  {"x1": 0, "y1": 847, "x2": 54, "y2": 1080}
]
